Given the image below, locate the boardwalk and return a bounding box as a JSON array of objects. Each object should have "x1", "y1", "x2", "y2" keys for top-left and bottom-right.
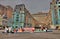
[{"x1": 0, "y1": 30, "x2": 60, "y2": 39}]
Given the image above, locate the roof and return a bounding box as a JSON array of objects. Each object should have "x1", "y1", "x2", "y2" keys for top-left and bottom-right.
[{"x1": 32, "y1": 12, "x2": 48, "y2": 15}]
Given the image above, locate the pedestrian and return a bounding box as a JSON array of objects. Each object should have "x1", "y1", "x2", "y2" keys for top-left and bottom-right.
[
  {"x1": 4, "y1": 26, "x2": 9, "y2": 33},
  {"x1": 8, "y1": 27, "x2": 12, "y2": 33},
  {"x1": 45, "y1": 27, "x2": 48, "y2": 32}
]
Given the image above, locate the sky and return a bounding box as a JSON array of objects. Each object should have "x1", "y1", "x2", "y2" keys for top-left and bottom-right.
[{"x1": 0, "y1": 0, "x2": 51, "y2": 14}]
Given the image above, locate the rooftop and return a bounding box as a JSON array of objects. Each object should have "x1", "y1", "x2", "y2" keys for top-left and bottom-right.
[{"x1": 32, "y1": 12, "x2": 48, "y2": 15}]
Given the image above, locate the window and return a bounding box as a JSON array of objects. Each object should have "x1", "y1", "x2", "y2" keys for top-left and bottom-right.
[
  {"x1": 3, "y1": 14, "x2": 7, "y2": 19},
  {"x1": 13, "y1": 14, "x2": 15, "y2": 15},
  {"x1": 59, "y1": 9, "x2": 60, "y2": 16},
  {"x1": 5, "y1": 21, "x2": 7, "y2": 23},
  {"x1": 56, "y1": 2, "x2": 57, "y2": 4},
  {"x1": 20, "y1": 8, "x2": 21, "y2": 10},
  {"x1": 58, "y1": 6, "x2": 60, "y2": 7},
  {"x1": 16, "y1": 17, "x2": 19, "y2": 18},
  {"x1": 15, "y1": 26, "x2": 18, "y2": 28},
  {"x1": 16, "y1": 19, "x2": 19, "y2": 21},
  {"x1": 17, "y1": 14, "x2": 19, "y2": 16},
  {"x1": 59, "y1": 9, "x2": 60, "y2": 11},
  {"x1": 20, "y1": 14, "x2": 25, "y2": 22},
  {"x1": 56, "y1": 21, "x2": 58, "y2": 24},
  {"x1": 59, "y1": 2, "x2": 60, "y2": 4},
  {"x1": 3, "y1": 16, "x2": 7, "y2": 19}
]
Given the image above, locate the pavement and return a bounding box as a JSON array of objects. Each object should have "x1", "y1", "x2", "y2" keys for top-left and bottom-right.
[{"x1": 0, "y1": 30, "x2": 60, "y2": 39}]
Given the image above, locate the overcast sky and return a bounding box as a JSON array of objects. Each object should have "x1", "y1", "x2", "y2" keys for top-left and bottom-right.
[{"x1": 0, "y1": 0, "x2": 51, "y2": 14}]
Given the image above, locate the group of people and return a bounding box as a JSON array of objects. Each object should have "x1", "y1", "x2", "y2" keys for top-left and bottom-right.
[
  {"x1": 41, "y1": 27, "x2": 48, "y2": 32},
  {"x1": 35, "y1": 26, "x2": 48, "y2": 32},
  {"x1": 4, "y1": 26, "x2": 24, "y2": 33},
  {"x1": 3, "y1": 26, "x2": 49, "y2": 33},
  {"x1": 4, "y1": 26, "x2": 12, "y2": 33}
]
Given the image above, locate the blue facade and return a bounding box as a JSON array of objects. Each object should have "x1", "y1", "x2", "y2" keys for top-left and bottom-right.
[
  {"x1": 51, "y1": 4, "x2": 57, "y2": 25},
  {"x1": 12, "y1": 12, "x2": 25, "y2": 28},
  {"x1": 12, "y1": 4, "x2": 26, "y2": 29},
  {"x1": 57, "y1": 1, "x2": 60, "y2": 25},
  {"x1": 51, "y1": 1, "x2": 60, "y2": 26}
]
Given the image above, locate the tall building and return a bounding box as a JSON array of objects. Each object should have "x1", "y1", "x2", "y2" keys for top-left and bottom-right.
[
  {"x1": 0, "y1": 4, "x2": 7, "y2": 26},
  {"x1": 0, "y1": 4, "x2": 13, "y2": 26},
  {"x1": 50, "y1": 0, "x2": 59, "y2": 26},
  {"x1": 50, "y1": 0, "x2": 60, "y2": 26},
  {"x1": 32, "y1": 12, "x2": 48, "y2": 26},
  {"x1": 56, "y1": 0, "x2": 60, "y2": 24},
  {"x1": 6, "y1": 6, "x2": 13, "y2": 19},
  {"x1": 12, "y1": 4, "x2": 26, "y2": 28},
  {"x1": 5, "y1": 6, "x2": 13, "y2": 26},
  {"x1": 12, "y1": 4, "x2": 39, "y2": 29}
]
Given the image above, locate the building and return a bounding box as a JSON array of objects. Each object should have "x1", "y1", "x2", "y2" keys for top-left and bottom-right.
[
  {"x1": 0, "y1": 15, "x2": 3, "y2": 25},
  {"x1": 0, "y1": 4, "x2": 6, "y2": 16},
  {"x1": 32, "y1": 12, "x2": 48, "y2": 26},
  {"x1": 50, "y1": 0, "x2": 57, "y2": 26},
  {"x1": 0, "y1": 4, "x2": 13, "y2": 26},
  {"x1": 6, "y1": 6, "x2": 13, "y2": 26},
  {"x1": 47, "y1": 9, "x2": 52, "y2": 26},
  {"x1": 56, "y1": 0, "x2": 60, "y2": 25},
  {"x1": 50, "y1": 0, "x2": 60, "y2": 27},
  {"x1": 0, "y1": 4, "x2": 7, "y2": 26},
  {"x1": 49, "y1": 0, "x2": 60, "y2": 29},
  {"x1": 25, "y1": 9, "x2": 39, "y2": 27},
  {"x1": 6, "y1": 6, "x2": 13, "y2": 19},
  {"x1": 12, "y1": 4, "x2": 26, "y2": 28},
  {"x1": 12, "y1": 4, "x2": 39, "y2": 29},
  {"x1": 32, "y1": 10, "x2": 52, "y2": 28}
]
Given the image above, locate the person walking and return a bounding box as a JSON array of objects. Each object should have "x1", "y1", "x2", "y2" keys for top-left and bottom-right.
[{"x1": 4, "y1": 26, "x2": 8, "y2": 33}]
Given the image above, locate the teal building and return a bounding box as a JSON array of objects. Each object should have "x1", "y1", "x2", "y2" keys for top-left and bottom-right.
[
  {"x1": 51, "y1": 0, "x2": 60, "y2": 26},
  {"x1": 50, "y1": 2, "x2": 58, "y2": 25},
  {"x1": 12, "y1": 4, "x2": 26, "y2": 28},
  {"x1": 57, "y1": 1, "x2": 60, "y2": 25}
]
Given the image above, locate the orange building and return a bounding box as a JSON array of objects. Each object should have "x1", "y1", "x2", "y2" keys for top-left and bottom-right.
[
  {"x1": 0, "y1": 4, "x2": 13, "y2": 26},
  {"x1": 0, "y1": 5, "x2": 13, "y2": 19},
  {"x1": 6, "y1": 6, "x2": 13, "y2": 19},
  {"x1": 0, "y1": 4, "x2": 6, "y2": 16}
]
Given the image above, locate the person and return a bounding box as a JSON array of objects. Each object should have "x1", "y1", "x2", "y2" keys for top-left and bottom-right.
[
  {"x1": 4, "y1": 26, "x2": 8, "y2": 33},
  {"x1": 56, "y1": 26, "x2": 59, "y2": 30},
  {"x1": 17, "y1": 28, "x2": 22, "y2": 32},
  {"x1": 45, "y1": 27, "x2": 48, "y2": 32},
  {"x1": 8, "y1": 27, "x2": 12, "y2": 33}
]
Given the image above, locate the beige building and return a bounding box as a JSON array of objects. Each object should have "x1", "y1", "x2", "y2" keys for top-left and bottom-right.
[{"x1": 32, "y1": 11, "x2": 52, "y2": 27}]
